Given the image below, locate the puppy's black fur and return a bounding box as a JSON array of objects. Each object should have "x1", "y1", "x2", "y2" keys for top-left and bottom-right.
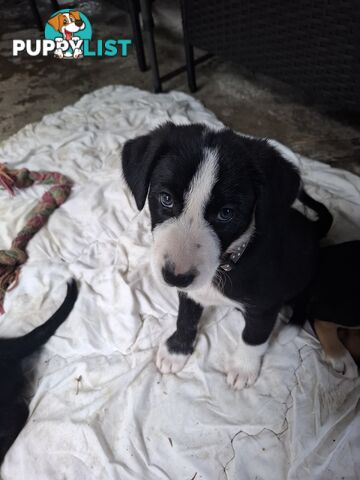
[
  {"x1": 290, "y1": 241, "x2": 360, "y2": 373},
  {"x1": 122, "y1": 123, "x2": 332, "y2": 360},
  {"x1": 293, "y1": 241, "x2": 360, "y2": 328},
  {"x1": 0, "y1": 280, "x2": 78, "y2": 463}
]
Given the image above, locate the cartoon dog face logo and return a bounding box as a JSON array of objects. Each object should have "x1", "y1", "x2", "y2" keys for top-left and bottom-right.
[
  {"x1": 48, "y1": 11, "x2": 85, "y2": 40},
  {"x1": 47, "y1": 11, "x2": 86, "y2": 59}
]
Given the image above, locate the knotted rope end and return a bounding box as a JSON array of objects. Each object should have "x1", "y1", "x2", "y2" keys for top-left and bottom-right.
[
  {"x1": 0, "y1": 163, "x2": 16, "y2": 196},
  {"x1": 0, "y1": 249, "x2": 27, "y2": 315}
]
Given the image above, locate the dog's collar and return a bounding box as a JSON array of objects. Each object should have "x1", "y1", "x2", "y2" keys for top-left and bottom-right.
[
  {"x1": 219, "y1": 238, "x2": 251, "y2": 271},
  {"x1": 219, "y1": 217, "x2": 255, "y2": 272}
]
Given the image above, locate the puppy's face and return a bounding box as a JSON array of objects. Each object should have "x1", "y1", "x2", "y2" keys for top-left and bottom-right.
[
  {"x1": 148, "y1": 131, "x2": 256, "y2": 291},
  {"x1": 122, "y1": 124, "x2": 300, "y2": 291}
]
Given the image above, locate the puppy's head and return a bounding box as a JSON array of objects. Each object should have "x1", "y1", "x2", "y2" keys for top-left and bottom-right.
[
  {"x1": 48, "y1": 11, "x2": 85, "y2": 38},
  {"x1": 122, "y1": 123, "x2": 300, "y2": 291}
]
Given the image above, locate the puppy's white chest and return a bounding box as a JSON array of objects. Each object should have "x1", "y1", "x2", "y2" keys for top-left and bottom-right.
[{"x1": 187, "y1": 283, "x2": 243, "y2": 310}]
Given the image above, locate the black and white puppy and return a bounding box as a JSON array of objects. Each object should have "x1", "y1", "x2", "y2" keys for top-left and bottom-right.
[
  {"x1": 0, "y1": 280, "x2": 78, "y2": 463},
  {"x1": 122, "y1": 123, "x2": 332, "y2": 389}
]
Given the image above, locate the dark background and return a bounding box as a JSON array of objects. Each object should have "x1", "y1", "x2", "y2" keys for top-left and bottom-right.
[{"x1": 0, "y1": 0, "x2": 359, "y2": 173}]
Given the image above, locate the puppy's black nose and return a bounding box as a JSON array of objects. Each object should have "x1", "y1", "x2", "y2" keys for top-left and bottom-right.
[
  {"x1": 162, "y1": 262, "x2": 196, "y2": 288},
  {"x1": 75, "y1": 20, "x2": 84, "y2": 27}
]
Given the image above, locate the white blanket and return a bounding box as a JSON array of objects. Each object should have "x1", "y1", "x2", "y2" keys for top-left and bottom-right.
[{"x1": 0, "y1": 86, "x2": 359, "y2": 480}]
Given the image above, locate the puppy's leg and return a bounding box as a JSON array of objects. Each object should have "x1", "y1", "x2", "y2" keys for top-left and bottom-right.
[
  {"x1": 289, "y1": 287, "x2": 310, "y2": 326},
  {"x1": 314, "y1": 320, "x2": 358, "y2": 378},
  {"x1": 156, "y1": 293, "x2": 203, "y2": 374},
  {"x1": 226, "y1": 307, "x2": 277, "y2": 390}
]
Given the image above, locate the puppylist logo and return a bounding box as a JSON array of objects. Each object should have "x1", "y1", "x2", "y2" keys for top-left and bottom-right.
[{"x1": 13, "y1": 9, "x2": 131, "y2": 59}]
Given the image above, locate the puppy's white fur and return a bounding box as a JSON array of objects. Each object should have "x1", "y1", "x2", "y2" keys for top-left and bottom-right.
[
  {"x1": 226, "y1": 340, "x2": 268, "y2": 390},
  {"x1": 151, "y1": 148, "x2": 220, "y2": 291},
  {"x1": 156, "y1": 340, "x2": 190, "y2": 374},
  {"x1": 187, "y1": 283, "x2": 242, "y2": 308}
]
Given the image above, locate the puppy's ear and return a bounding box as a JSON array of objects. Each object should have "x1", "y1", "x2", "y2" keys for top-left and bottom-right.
[
  {"x1": 47, "y1": 13, "x2": 62, "y2": 31},
  {"x1": 122, "y1": 123, "x2": 172, "y2": 210},
  {"x1": 253, "y1": 140, "x2": 300, "y2": 229}
]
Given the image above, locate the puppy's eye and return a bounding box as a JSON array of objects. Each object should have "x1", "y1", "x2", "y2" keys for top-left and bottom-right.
[
  {"x1": 159, "y1": 192, "x2": 174, "y2": 208},
  {"x1": 63, "y1": 18, "x2": 69, "y2": 24},
  {"x1": 217, "y1": 207, "x2": 234, "y2": 222}
]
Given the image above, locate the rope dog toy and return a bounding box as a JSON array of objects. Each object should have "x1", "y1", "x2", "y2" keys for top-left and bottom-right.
[{"x1": 0, "y1": 163, "x2": 73, "y2": 314}]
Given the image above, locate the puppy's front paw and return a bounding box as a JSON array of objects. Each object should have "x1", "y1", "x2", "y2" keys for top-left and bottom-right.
[
  {"x1": 225, "y1": 355, "x2": 261, "y2": 390},
  {"x1": 156, "y1": 341, "x2": 190, "y2": 374}
]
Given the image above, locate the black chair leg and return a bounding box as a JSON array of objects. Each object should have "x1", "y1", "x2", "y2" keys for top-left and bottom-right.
[
  {"x1": 180, "y1": 0, "x2": 197, "y2": 92},
  {"x1": 50, "y1": 0, "x2": 60, "y2": 11},
  {"x1": 140, "y1": 0, "x2": 162, "y2": 93},
  {"x1": 184, "y1": 43, "x2": 196, "y2": 92},
  {"x1": 128, "y1": 1, "x2": 147, "y2": 72},
  {"x1": 28, "y1": 0, "x2": 43, "y2": 31}
]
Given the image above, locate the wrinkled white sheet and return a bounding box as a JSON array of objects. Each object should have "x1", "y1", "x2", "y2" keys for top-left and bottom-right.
[{"x1": 0, "y1": 85, "x2": 359, "y2": 480}]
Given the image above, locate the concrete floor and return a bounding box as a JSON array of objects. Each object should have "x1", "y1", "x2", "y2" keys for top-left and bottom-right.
[{"x1": 1, "y1": 0, "x2": 359, "y2": 174}]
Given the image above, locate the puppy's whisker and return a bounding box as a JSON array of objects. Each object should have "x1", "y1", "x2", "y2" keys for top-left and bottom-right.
[{"x1": 214, "y1": 269, "x2": 229, "y2": 293}]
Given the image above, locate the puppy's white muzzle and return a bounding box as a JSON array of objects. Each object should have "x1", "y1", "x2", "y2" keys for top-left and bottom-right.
[{"x1": 151, "y1": 217, "x2": 220, "y2": 290}]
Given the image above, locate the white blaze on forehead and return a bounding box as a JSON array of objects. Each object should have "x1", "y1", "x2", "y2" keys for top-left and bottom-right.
[{"x1": 183, "y1": 147, "x2": 219, "y2": 219}]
